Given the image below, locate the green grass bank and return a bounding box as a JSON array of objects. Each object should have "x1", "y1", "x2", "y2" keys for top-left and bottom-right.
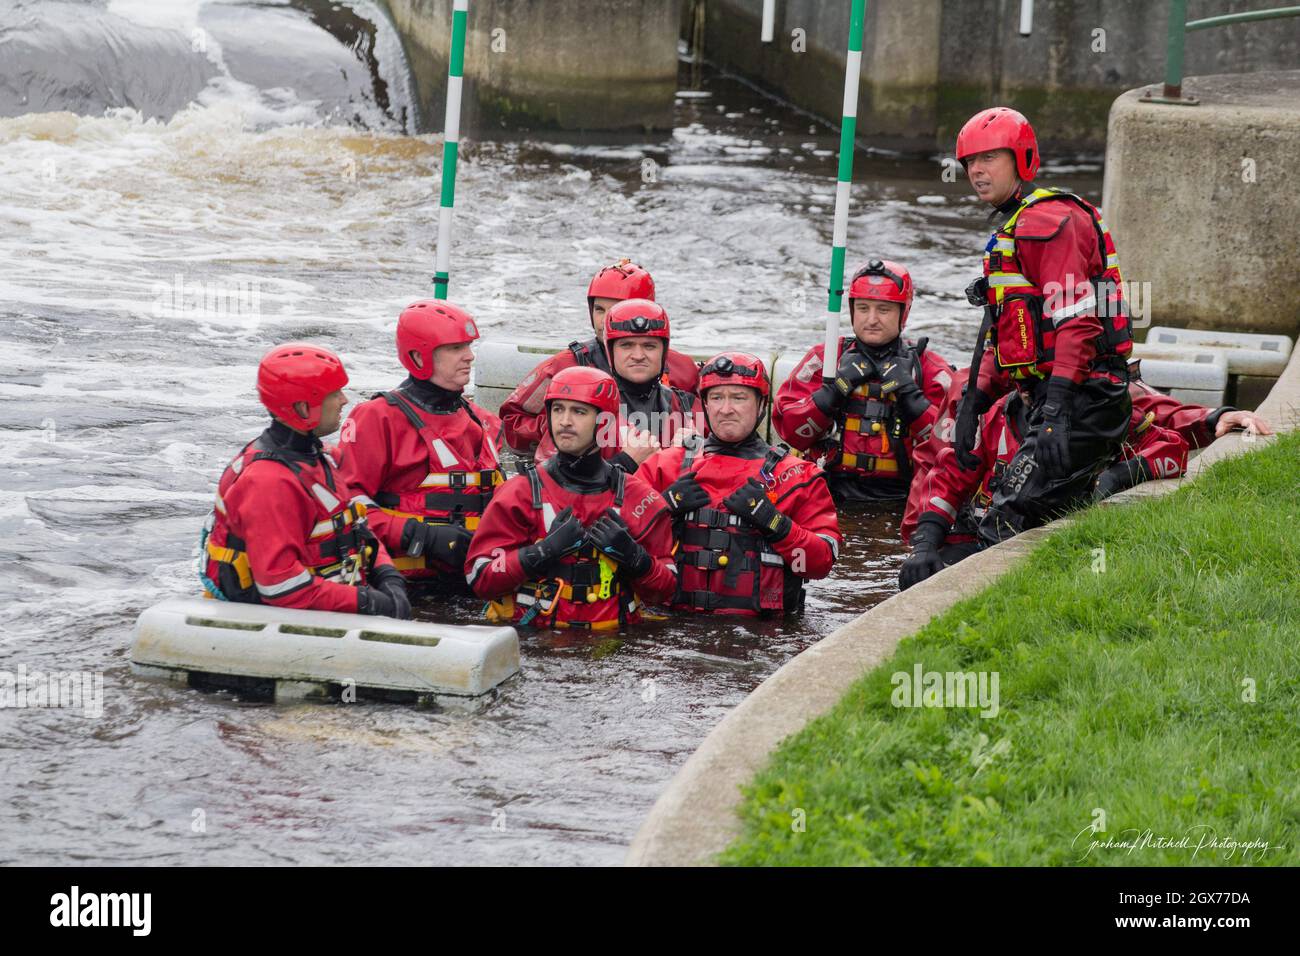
[{"x1": 722, "y1": 431, "x2": 1300, "y2": 866}]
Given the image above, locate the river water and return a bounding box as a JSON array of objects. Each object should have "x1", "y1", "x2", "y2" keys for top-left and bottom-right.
[{"x1": 0, "y1": 0, "x2": 1102, "y2": 864}]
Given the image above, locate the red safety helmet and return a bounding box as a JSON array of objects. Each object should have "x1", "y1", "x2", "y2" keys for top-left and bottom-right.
[
  {"x1": 698, "y1": 351, "x2": 770, "y2": 400},
  {"x1": 848, "y1": 259, "x2": 915, "y2": 328},
  {"x1": 256, "y1": 342, "x2": 349, "y2": 431},
  {"x1": 955, "y1": 107, "x2": 1039, "y2": 181},
  {"x1": 605, "y1": 298, "x2": 670, "y2": 380},
  {"x1": 396, "y1": 300, "x2": 480, "y2": 380},
  {"x1": 545, "y1": 365, "x2": 621, "y2": 418},
  {"x1": 587, "y1": 259, "x2": 655, "y2": 315}
]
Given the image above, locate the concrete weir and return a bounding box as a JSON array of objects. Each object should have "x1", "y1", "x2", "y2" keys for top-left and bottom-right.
[
  {"x1": 381, "y1": 0, "x2": 680, "y2": 132},
  {"x1": 625, "y1": 341, "x2": 1300, "y2": 867}
]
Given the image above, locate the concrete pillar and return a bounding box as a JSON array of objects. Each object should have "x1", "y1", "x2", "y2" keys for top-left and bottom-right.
[
  {"x1": 862, "y1": 0, "x2": 941, "y2": 141},
  {"x1": 383, "y1": 0, "x2": 680, "y2": 133},
  {"x1": 1103, "y1": 70, "x2": 1300, "y2": 339}
]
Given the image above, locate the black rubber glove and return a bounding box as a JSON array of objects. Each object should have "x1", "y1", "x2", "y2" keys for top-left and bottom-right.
[
  {"x1": 952, "y1": 386, "x2": 994, "y2": 471},
  {"x1": 723, "y1": 478, "x2": 792, "y2": 542},
  {"x1": 1036, "y1": 378, "x2": 1075, "y2": 479},
  {"x1": 367, "y1": 563, "x2": 412, "y2": 620},
  {"x1": 877, "y1": 356, "x2": 931, "y2": 425},
  {"x1": 586, "y1": 508, "x2": 653, "y2": 578},
  {"x1": 401, "y1": 517, "x2": 473, "y2": 566},
  {"x1": 898, "y1": 516, "x2": 947, "y2": 591},
  {"x1": 518, "y1": 506, "x2": 586, "y2": 577},
  {"x1": 1093, "y1": 456, "x2": 1150, "y2": 501},
  {"x1": 810, "y1": 383, "x2": 843, "y2": 418},
  {"x1": 833, "y1": 349, "x2": 876, "y2": 400},
  {"x1": 664, "y1": 473, "x2": 710, "y2": 516}
]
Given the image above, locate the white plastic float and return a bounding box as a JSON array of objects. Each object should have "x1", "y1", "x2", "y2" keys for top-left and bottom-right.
[
  {"x1": 1129, "y1": 343, "x2": 1229, "y2": 406},
  {"x1": 131, "y1": 597, "x2": 520, "y2": 708},
  {"x1": 1143, "y1": 326, "x2": 1292, "y2": 377}
]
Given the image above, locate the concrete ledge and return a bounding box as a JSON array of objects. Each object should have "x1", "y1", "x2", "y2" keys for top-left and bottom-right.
[{"x1": 627, "y1": 344, "x2": 1300, "y2": 867}]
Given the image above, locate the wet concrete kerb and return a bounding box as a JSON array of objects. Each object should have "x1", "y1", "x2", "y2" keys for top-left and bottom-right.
[{"x1": 626, "y1": 347, "x2": 1300, "y2": 867}]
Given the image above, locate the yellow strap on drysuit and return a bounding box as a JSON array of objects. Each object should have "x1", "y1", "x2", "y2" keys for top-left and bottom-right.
[{"x1": 205, "y1": 538, "x2": 253, "y2": 590}]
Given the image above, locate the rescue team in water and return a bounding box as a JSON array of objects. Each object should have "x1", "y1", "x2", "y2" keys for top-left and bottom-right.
[{"x1": 199, "y1": 107, "x2": 1272, "y2": 628}]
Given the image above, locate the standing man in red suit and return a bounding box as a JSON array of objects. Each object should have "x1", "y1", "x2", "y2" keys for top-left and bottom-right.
[
  {"x1": 336, "y1": 300, "x2": 504, "y2": 593},
  {"x1": 951, "y1": 106, "x2": 1135, "y2": 546},
  {"x1": 201, "y1": 343, "x2": 409, "y2": 618}
]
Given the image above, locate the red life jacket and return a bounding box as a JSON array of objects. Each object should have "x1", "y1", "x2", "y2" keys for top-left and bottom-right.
[
  {"x1": 823, "y1": 336, "x2": 924, "y2": 483},
  {"x1": 202, "y1": 433, "x2": 375, "y2": 603},
  {"x1": 672, "y1": 443, "x2": 800, "y2": 616},
  {"x1": 369, "y1": 389, "x2": 504, "y2": 578},
  {"x1": 484, "y1": 464, "x2": 644, "y2": 630},
  {"x1": 982, "y1": 187, "x2": 1133, "y2": 379}
]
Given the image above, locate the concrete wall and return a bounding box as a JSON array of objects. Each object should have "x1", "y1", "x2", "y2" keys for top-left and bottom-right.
[
  {"x1": 1104, "y1": 70, "x2": 1300, "y2": 339},
  {"x1": 382, "y1": 0, "x2": 680, "y2": 133},
  {"x1": 696, "y1": 0, "x2": 1300, "y2": 152}
]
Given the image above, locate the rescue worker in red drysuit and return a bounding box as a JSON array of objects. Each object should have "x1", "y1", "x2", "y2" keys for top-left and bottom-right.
[
  {"x1": 1126, "y1": 359, "x2": 1273, "y2": 453},
  {"x1": 500, "y1": 259, "x2": 700, "y2": 454},
  {"x1": 1087, "y1": 359, "x2": 1274, "y2": 499},
  {"x1": 335, "y1": 300, "x2": 505, "y2": 593},
  {"x1": 899, "y1": 388, "x2": 1189, "y2": 589},
  {"x1": 950, "y1": 107, "x2": 1135, "y2": 546},
  {"x1": 528, "y1": 298, "x2": 703, "y2": 470},
  {"x1": 772, "y1": 259, "x2": 957, "y2": 504},
  {"x1": 637, "y1": 352, "x2": 842, "y2": 616},
  {"x1": 466, "y1": 366, "x2": 678, "y2": 630},
  {"x1": 201, "y1": 343, "x2": 410, "y2": 618}
]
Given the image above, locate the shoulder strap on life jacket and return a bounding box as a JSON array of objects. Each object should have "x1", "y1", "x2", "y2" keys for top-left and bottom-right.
[
  {"x1": 522, "y1": 462, "x2": 544, "y2": 510},
  {"x1": 610, "y1": 463, "x2": 627, "y2": 507},
  {"x1": 678, "y1": 433, "x2": 705, "y2": 477},
  {"x1": 379, "y1": 389, "x2": 426, "y2": 431},
  {"x1": 569, "y1": 340, "x2": 595, "y2": 366}
]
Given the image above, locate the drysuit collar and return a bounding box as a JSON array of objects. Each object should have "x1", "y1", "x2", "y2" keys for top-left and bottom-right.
[
  {"x1": 702, "y1": 431, "x2": 769, "y2": 460},
  {"x1": 398, "y1": 375, "x2": 463, "y2": 413},
  {"x1": 545, "y1": 445, "x2": 612, "y2": 493},
  {"x1": 850, "y1": 334, "x2": 905, "y2": 363},
  {"x1": 266, "y1": 419, "x2": 324, "y2": 458}
]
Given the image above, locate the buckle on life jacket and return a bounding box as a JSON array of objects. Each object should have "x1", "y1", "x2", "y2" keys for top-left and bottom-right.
[{"x1": 838, "y1": 452, "x2": 900, "y2": 473}]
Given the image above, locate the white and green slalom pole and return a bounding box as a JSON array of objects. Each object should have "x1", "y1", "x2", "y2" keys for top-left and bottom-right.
[
  {"x1": 822, "y1": 0, "x2": 867, "y2": 386},
  {"x1": 433, "y1": 0, "x2": 469, "y2": 299}
]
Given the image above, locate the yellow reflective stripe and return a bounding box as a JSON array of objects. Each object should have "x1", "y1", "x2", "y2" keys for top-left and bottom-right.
[
  {"x1": 378, "y1": 507, "x2": 481, "y2": 531},
  {"x1": 310, "y1": 510, "x2": 353, "y2": 539},
  {"x1": 991, "y1": 237, "x2": 1016, "y2": 254},
  {"x1": 1106, "y1": 253, "x2": 1120, "y2": 268}
]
